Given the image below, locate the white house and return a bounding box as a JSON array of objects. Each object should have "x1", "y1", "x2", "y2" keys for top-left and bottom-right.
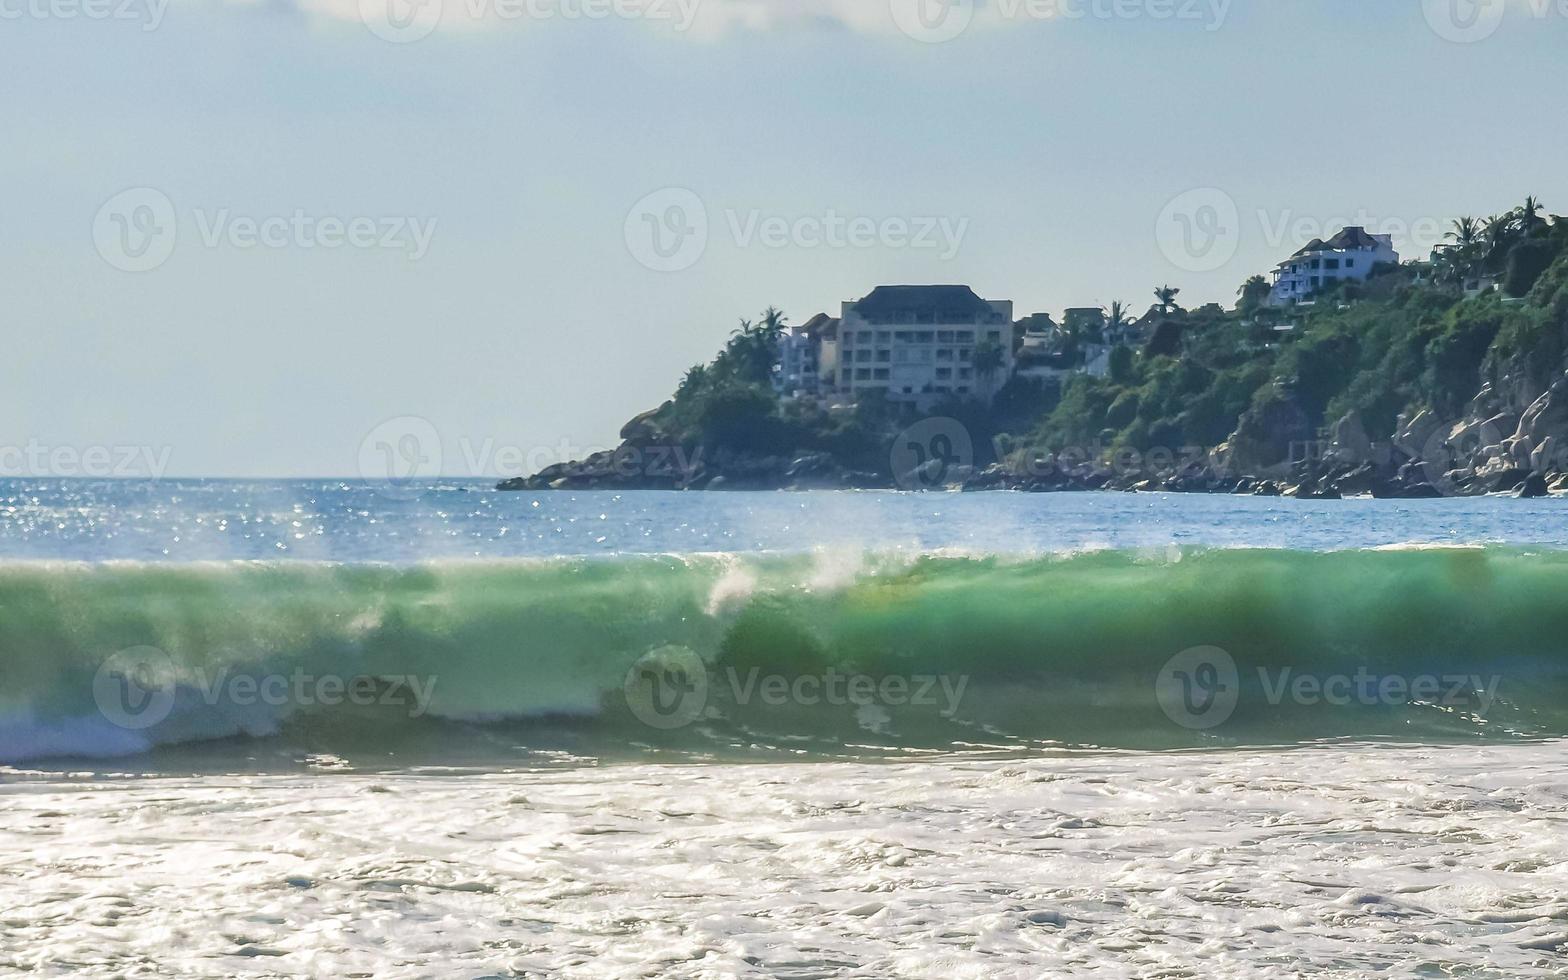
[
  {"x1": 774, "y1": 313, "x2": 835, "y2": 397},
  {"x1": 1268, "y1": 226, "x2": 1399, "y2": 306},
  {"x1": 832, "y1": 285, "x2": 1014, "y2": 408}
]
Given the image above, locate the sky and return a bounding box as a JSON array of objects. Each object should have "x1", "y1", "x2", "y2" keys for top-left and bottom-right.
[{"x1": 2, "y1": 0, "x2": 1565, "y2": 478}]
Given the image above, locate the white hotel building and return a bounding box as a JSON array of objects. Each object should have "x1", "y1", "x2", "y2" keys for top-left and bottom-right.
[
  {"x1": 1268, "y1": 226, "x2": 1399, "y2": 306},
  {"x1": 819, "y1": 285, "x2": 1014, "y2": 408}
]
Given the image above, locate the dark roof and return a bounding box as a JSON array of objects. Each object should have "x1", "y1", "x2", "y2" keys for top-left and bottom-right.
[
  {"x1": 1288, "y1": 227, "x2": 1384, "y2": 261},
  {"x1": 799, "y1": 312, "x2": 832, "y2": 336},
  {"x1": 817, "y1": 317, "x2": 840, "y2": 339},
  {"x1": 1325, "y1": 226, "x2": 1381, "y2": 250},
  {"x1": 851, "y1": 285, "x2": 992, "y2": 319}
]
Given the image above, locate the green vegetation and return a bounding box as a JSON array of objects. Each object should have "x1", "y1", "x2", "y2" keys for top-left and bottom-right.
[{"x1": 632, "y1": 198, "x2": 1568, "y2": 481}]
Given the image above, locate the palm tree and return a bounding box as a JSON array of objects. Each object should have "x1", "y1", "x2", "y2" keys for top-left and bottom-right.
[
  {"x1": 758, "y1": 306, "x2": 787, "y2": 341},
  {"x1": 1105, "y1": 300, "x2": 1132, "y2": 332},
  {"x1": 1446, "y1": 216, "x2": 1482, "y2": 248},
  {"x1": 1236, "y1": 275, "x2": 1271, "y2": 311},
  {"x1": 1517, "y1": 196, "x2": 1546, "y2": 235},
  {"x1": 1482, "y1": 213, "x2": 1517, "y2": 274},
  {"x1": 1439, "y1": 217, "x2": 1484, "y2": 284},
  {"x1": 1154, "y1": 285, "x2": 1181, "y2": 314}
]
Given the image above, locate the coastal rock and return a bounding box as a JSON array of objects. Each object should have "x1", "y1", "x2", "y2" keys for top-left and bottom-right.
[
  {"x1": 619, "y1": 407, "x2": 668, "y2": 444},
  {"x1": 1225, "y1": 386, "x2": 1314, "y2": 474},
  {"x1": 1326, "y1": 411, "x2": 1374, "y2": 464},
  {"x1": 1518, "y1": 472, "x2": 1551, "y2": 498}
]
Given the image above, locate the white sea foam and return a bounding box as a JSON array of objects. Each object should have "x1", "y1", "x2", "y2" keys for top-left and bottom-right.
[{"x1": 6, "y1": 743, "x2": 1568, "y2": 977}]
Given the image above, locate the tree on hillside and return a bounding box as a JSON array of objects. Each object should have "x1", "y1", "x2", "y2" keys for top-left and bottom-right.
[
  {"x1": 1237, "y1": 275, "x2": 1271, "y2": 312},
  {"x1": 1517, "y1": 196, "x2": 1547, "y2": 235},
  {"x1": 758, "y1": 306, "x2": 788, "y2": 341},
  {"x1": 1155, "y1": 285, "x2": 1182, "y2": 314},
  {"x1": 1105, "y1": 301, "x2": 1133, "y2": 335}
]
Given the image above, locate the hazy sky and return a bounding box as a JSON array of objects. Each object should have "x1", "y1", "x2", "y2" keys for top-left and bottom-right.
[{"x1": 3, "y1": 0, "x2": 1565, "y2": 478}]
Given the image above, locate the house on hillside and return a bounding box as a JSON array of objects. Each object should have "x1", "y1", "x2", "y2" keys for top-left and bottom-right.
[
  {"x1": 774, "y1": 312, "x2": 837, "y2": 397},
  {"x1": 833, "y1": 285, "x2": 1014, "y2": 408},
  {"x1": 1268, "y1": 226, "x2": 1399, "y2": 306}
]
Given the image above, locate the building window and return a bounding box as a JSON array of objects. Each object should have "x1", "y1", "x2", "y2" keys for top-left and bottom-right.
[
  {"x1": 936, "y1": 367, "x2": 952, "y2": 380},
  {"x1": 936, "y1": 331, "x2": 954, "y2": 343},
  {"x1": 876, "y1": 331, "x2": 891, "y2": 343},
  {"x1": 936, "y1": 349, "x2": 954, "y2": 361},
  {"x1": 959, "y1": 368, "x2": 973, "y2": 380},
  {"x1": 894, "y1": 349, "x2": 909, "y2": 364},
  {"x1": 957, "y1": 331, "x2": 974, "y2": 343},
  {"x1": 956, "y1": 386, "x2": 970, "y2": 395},
  {"x1": 915, "y1": 331, "x2": 933, "y2": 343},
  {"x1": 855, "y1": 368, "x2": 871, "y2": 380},
  {"x1": 1346, "y1": 258, "x2": 1355, "y2": 268},
  {"x1": 876, "y1": 350, "x2": 890, "y2": 363},
  {"x1": 959, "y1": 348, "x2": 972, "y2": 362},
  {"x1": 987, "y1": 331, "x2": 1001, "y2": 343},
  {"x1": 873, "y1": 368, "x2": 889, "y2": 380}
]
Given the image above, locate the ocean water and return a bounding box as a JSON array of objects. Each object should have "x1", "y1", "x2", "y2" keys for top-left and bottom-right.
[{"x1": 5, "y1": 480, "x2": 1568, "y2": 977}]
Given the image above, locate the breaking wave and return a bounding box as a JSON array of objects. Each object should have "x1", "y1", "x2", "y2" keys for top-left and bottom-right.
[{"x1": 4, "y1": 547, "x2": 1568, "y2": 764}]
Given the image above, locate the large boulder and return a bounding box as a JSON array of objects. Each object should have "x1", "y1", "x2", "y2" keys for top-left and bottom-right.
[
  {"x1": 1518, "y1": 473, "x2": 1551, "y2": 498},
  {"x1": 619, "y1": 406, "x2": 668, "y2": 444}
]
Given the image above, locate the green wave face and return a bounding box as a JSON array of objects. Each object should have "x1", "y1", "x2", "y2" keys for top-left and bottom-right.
[{"x1": 3, "y1": 547, "x2": 1568, "y2": 763}]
